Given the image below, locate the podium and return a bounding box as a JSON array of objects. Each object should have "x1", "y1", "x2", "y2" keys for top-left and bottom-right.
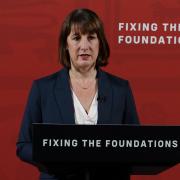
[{"x1": 32, "y1": 124, "x2": 180, "y2": 175}]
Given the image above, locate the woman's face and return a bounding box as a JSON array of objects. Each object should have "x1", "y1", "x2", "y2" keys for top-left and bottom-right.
[{"x1": 67, "y1": 28, "x2": 99, "y2": 71}]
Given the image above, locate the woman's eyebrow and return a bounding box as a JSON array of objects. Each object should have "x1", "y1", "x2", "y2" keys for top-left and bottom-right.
[
  {"x1": 89, "y1": 33, "x2": 96, "y2": 35},
  {"x1": 71, "y1": 32, "x2": 80, "y2": 36}
]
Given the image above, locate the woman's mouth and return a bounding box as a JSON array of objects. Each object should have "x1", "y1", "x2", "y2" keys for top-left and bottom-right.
[{"x1": 79, "y1": 54, "x2": 90, "y2": 60}]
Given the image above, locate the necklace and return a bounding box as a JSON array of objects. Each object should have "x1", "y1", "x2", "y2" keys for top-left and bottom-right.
[
  {"x1": 71, "y1": 78, "x2": 96, "y2": 90},
  {"x1": 69, "y1": 70, "x2": 97, "y2": 90}
]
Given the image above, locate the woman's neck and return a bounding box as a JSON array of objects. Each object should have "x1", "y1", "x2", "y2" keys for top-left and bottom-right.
[{"x1": 69, "y1": 67, "x2": 97, "y2": 80}]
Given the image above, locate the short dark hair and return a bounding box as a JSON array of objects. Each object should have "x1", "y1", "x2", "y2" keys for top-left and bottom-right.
[{"x1": 59, "y1": 8, "x2": 110, "y2": 68}]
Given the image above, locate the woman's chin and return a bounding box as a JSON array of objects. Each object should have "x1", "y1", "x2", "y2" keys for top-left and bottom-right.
[{"x1": 76, "y1": 62, "x2": 95, "y2": 71}]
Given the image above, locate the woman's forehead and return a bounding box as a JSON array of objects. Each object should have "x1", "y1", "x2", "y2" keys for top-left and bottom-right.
[{"x1": 70, "y1": 23, "x2": 97, "y2": 35}]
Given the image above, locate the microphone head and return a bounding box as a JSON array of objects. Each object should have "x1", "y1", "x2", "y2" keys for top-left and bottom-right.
[{"x1": 97, "y1": 95, "x2": 106, "y2": 103}]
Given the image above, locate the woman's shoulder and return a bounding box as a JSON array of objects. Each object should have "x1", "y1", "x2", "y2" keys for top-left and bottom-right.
[
  {"x1": 35, "y1": 71, "x2": 60, "y2": 83},
  {"x1": 34, "y1": 68, "x2": 66, "y2": 85},
  {"x1": 101, "y1": 70, "x2": 129, "y2": 87}
]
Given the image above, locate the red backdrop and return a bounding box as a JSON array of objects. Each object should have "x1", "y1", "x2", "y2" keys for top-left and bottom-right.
[{"x1": 0, "y1": 0, "x2": 180, "y2": 179}]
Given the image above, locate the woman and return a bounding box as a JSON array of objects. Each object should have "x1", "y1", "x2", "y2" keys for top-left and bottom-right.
[{"x1": 16, "y1": 8, "x2": 139, "y2": 180}]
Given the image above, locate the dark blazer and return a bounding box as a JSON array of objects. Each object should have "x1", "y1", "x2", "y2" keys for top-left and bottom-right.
[{"x1": 16, "y1": 68, "x2": 139, "y2": 180}]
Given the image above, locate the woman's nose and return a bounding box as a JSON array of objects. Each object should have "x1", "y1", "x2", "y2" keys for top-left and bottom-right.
[{"x1": 79, "y1": 37, "x2": 89, "y2": 51}]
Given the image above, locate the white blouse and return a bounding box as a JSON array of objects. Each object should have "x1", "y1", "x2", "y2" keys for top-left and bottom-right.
[{"x1": 71, "y1": 90, "x2": 98, "y2": 125}]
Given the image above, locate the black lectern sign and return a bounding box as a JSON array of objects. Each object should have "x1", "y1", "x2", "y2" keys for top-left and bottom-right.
[{"x1": 32, "y1": 124, "x2": 180, "y2": 174}]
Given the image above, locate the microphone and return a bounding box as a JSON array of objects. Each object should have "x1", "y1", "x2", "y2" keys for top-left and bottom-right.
[{"x1": 97, "y1": 95, "x2": 106, "y2": 103}]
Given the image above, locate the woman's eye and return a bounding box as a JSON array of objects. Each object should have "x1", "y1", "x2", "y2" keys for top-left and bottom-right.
[
  {"x1": 88, "y1": 36, "x2": 96, "y2": 40},
  {"x1": 73, "y1": 36, "x2": 80, "y2": 41}
]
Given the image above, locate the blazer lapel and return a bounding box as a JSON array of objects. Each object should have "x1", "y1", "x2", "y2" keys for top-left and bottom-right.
[
  {"x1": 53, "y1": 68, "x2": 113, "y2": 125},
  {"x1": 97, "y1": 69, "x2": 113, "y2": 124},
  {"x1": 54, "y1": 68, "x2": 75, "y2": 124}
]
